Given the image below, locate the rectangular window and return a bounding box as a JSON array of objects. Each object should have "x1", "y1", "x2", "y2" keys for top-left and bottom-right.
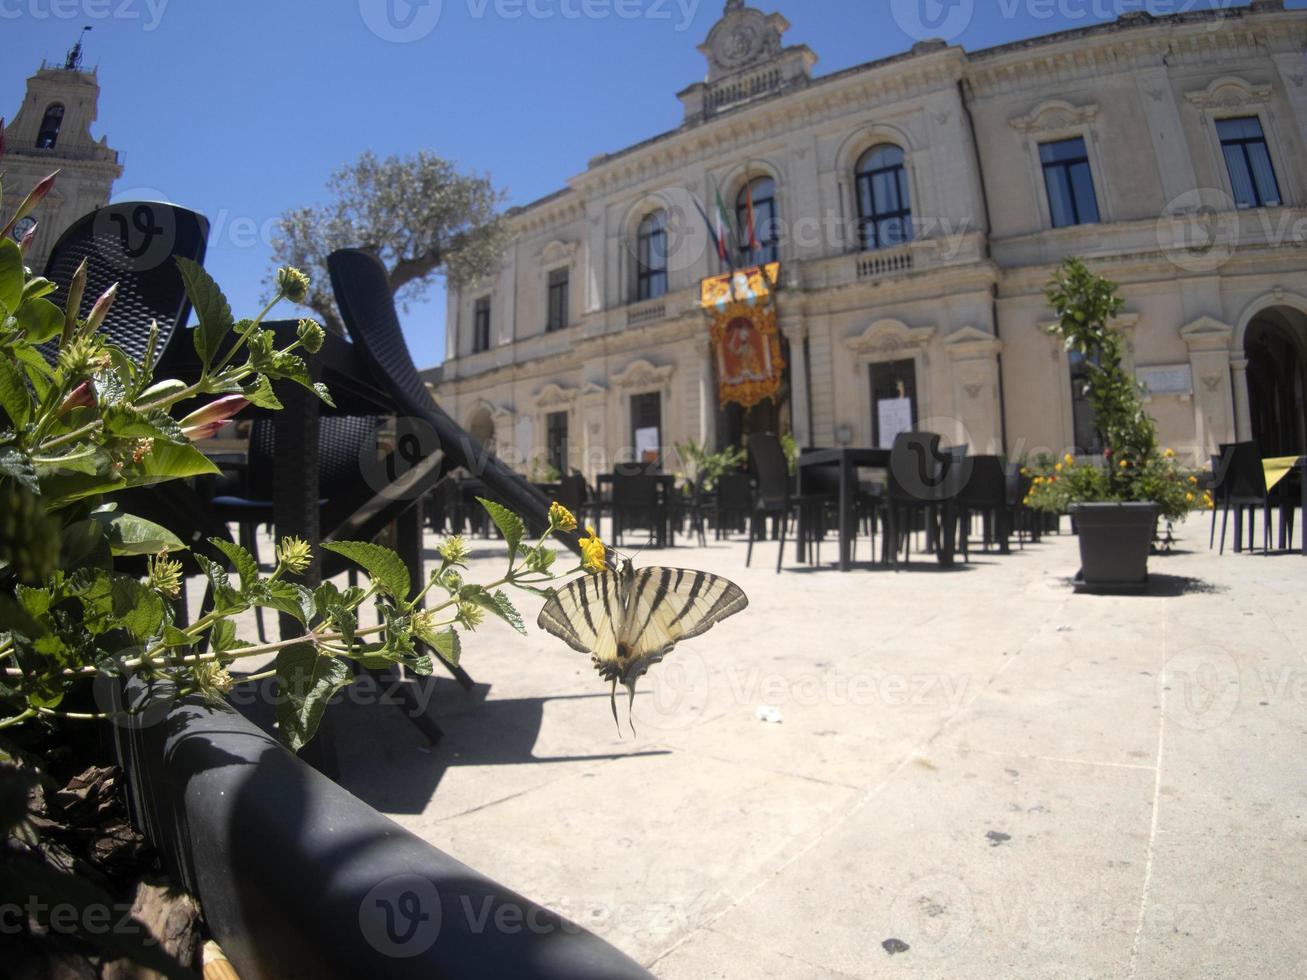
[
  {"x1": 546, "y1": 268, "x2": 569, "y2": 332},
  {"x1": 472, "y1": 297, "x2": 491, "y2": 354},
  {"x1": 870, "y1": 359, "x2": 918, "y2": 449},
  {"x1": 1217, "y1": 117, "x2": 1281, "y2": 209},
  {"x1": 630, "y1": 392, "x2": 662, "y2": 468},
  {"x1": 545, "y1": 411, "x2": 568, "y2": 476},
  {"x1": 1039, "y1": 137, "x2": 1101, "y2": 228}
]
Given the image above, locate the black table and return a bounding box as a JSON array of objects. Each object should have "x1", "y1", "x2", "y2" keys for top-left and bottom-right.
[{"x1": 797, "y1": 447, "x2": 957, "y2": 571}]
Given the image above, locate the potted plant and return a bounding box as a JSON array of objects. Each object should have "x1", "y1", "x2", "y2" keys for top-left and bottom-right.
[{"x1": 1025, "y1": 259, "x2": 1212, "y2": 591}]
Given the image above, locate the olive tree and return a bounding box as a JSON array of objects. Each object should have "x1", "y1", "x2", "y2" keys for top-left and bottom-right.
[{"x1": 270, "y1": 151, "x2": 510, "y2": 335}]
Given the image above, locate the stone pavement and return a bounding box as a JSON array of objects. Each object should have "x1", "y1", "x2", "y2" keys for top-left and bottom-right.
[{"x1": 292, "y1": 519, "x2": 1305, "y2": 978}]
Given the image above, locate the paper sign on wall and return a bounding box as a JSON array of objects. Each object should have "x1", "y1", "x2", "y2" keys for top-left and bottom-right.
[
  {"x1": 635, "y1": 427, "x2": 660, "y2": 464},
  {"x1": 877, "y1": 397, "x2": 913, "y2": 448}
]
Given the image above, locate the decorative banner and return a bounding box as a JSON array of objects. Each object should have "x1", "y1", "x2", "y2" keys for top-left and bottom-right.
[{"x1": 701, "y1": 264, "x2": 785, "y2": 409}]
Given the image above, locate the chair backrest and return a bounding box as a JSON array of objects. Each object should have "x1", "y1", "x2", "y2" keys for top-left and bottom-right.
[
  {"x1": 327, "y1": 247, "x2": 569, "y2": 550},
  {"x1": 42, "y1": 202, "x2": 209, "y2": 369},
  {"x1": 748, "y1": 433, "x2": 791, "y2": 508},
  {"x1": 245, "y1": 416, "x2": 381, "y2": 501},
  {"x1": 887, "y1": 431, "x2": 947, "y2": 502},
  {"x1": 960, "y1": 455, "x2": 1007, "y2": 507},
  {"x1": 556, "y1": 473, "x2": 587, "y2": 513},
  {"x1": 611, "y1": 473, "x2": 659, "y2": 508},
  {"x1": 1217, "y1": 441, "x2": 1267, "y2": 498}
]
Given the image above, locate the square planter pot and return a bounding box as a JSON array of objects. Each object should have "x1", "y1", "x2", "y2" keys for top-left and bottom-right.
[{"x1": 1068, "y1": 502, "x2": 1160, "y2": 593}]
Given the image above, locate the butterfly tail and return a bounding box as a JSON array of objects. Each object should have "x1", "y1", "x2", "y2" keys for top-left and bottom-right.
[
  {"x1": 625, "y1": 678, "x2": 639, "y2": 738},
  {"x1": 609, "y1": 677, "x2": 621, "y2": 738}
]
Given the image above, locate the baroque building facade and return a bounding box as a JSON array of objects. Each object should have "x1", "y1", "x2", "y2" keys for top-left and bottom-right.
[
  {"x1": 439, "y1": 1, "x2": 1307, "y2": 481},
  {"x1": 2, "y1": 41, "x2": 123, "y2": 274}
]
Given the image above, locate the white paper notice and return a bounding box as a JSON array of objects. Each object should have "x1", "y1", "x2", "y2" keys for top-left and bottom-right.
[
  {"x1": 635, "y1": 427, "x2": 660, "y2": 464},
  {"x1": 877, "y1": 398, "x2": 913, "y2": 448}
]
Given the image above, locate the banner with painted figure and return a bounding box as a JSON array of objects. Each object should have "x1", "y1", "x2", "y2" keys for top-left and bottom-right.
[{"x1": 700, "y1": 263, "x2": 785, "y2": 410}]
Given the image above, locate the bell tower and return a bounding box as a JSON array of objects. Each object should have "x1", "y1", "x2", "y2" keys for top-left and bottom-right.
[{"x1": 2, "y1": 29, "x2": 123, "y2": 271}]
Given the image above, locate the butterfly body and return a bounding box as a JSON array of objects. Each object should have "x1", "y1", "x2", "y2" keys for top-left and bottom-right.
[{"x1": 538, "y1": 559, "x2": 749, "y2": 730}]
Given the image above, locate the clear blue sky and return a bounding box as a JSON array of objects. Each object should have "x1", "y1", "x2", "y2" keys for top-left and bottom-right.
[{"x1": 2, "y1": 0, "x2": 1296, "y2": 369}]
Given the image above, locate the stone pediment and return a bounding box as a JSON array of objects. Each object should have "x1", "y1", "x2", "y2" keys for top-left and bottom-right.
[
  {"x1": 1010, "y1": 99, "x2": 1099, "y2": 134},
  {"x1": 613, "y1": 359, "x2": 675, "y2": 390},
  {"x1": 844, "y1": 319, "x2": 936, "y2": 356},
  {"x1": 942, "y1": 325, "x2": 1003, "y2": 358},
  {"x1": 540, "y1": 240, "x2": 579, "y2": 266},
  {"x1": 1185, "y1": 76, "x2": 1272, "y2": 110},
  {"x1": 1179, "y1": 316, "x2": 1234, "y2": 351},
  {"x1": 535, "y1": 383, "x2": 579, "y2": 410}
]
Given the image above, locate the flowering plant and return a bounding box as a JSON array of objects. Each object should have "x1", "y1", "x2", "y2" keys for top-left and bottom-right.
[
  {"x1": 0, "y1": 173, "x2": 594, "y2": 749},
  {"x1": 1022, "y1": 259, "x2": 1212, "y2": 526}
]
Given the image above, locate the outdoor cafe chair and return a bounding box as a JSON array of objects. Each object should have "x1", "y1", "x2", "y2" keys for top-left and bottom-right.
[
  {"x1": 714, "y1": 472, "x2": 753, "y2": 539},
  {"x1": 41, "y1": 201, "x2": 210, "y2": 370},
  {"x1": 885, "y1": 431, "x2": 951, "y2": 570},
  {"x1": 610, "y1": 468, "x2": 665, "y2": 549},
  {"x1": 327, "y1": 248, "x2": 572, "y2": 551},
  {"x1": 1215, "y1": 442, "x2": 1276, "y2": 555},
  {"x1": 747, "y1": 433, "x2": 833, "y2": 573},
  {"x1": 957, "y1": 455, "x2": 1013, "y2": 558}
]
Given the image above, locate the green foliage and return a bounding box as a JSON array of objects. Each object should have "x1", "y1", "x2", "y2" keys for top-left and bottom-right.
[
  {"x1": 674, "y1": 439, "x2": 747, "y2": 491},
  {"x1": 1030, "y1": 259, "x2": 1209, "y2": 524}
]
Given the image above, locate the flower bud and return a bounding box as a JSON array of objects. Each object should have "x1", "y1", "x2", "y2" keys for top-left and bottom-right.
[
  {"x1": 276, "y1": 267, "x2": 311, "y2": 303},
  {"x1": 57, "y1": 380, "x2": 97, "y2": 416},
  {"x1": 296, "y1": 317, "x2": 325, "y2": 354},
  {"x1": 83, "y1": 282, "x2": 118, "y2": 335},
  {"x1": 62, "y1": 258, "x2": 88, "y2": 343},
  {"x1": 179, "y1": 395, "x2": 250, "y2": 430},
  {"x1": 181, "y1": 421, "x2": 225, "y2": 443},
  {"x1": 17, "y1": 221, "x2": 37, "y2": 259}
]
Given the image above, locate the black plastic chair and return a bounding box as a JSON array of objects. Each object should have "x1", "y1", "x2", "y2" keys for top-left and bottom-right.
[
  {"x1": 327, "y1": 248, "x2": 576, "y2": 556},
  {"x1": 747, "y1": 433, "x2": 832, "y2": 573},
  {"x1": 42, "y1": 201, "x2": 210, "y2": 369},
  {"x1": 885, "y1": 431, "x2": 949, "y2": 570},
  {"x1": 714, "y1": 472, "x2": 753, "y2": 539},
  {"x1": 611, "y1": 471, "x2": 664, "y2": 548},
  {"x1": 1216, "y1": 442, "x2": 1275, "y2": 555},
  {"x1": 957, "y1": 455, "x2": 1012, "y2": 558}
]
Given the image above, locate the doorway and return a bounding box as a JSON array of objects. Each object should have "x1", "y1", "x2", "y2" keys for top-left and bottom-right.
[{"x1": 1244, "y1": 306, "x2": 1307, "y2": 457}]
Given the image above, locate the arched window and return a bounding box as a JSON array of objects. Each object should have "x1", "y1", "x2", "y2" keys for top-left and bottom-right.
[
  {"x1": 855, "y1": 145, "x2": 913, "y2": 251},
  {"x1": 636, "y1": 210, "x2": 668, "y2": 301},
  {"x1": 735, "y1": 176, "x2": 780, "y2": 266},
  {"x1": 36, "y1": 104, "x2": 65, "y2": 149}
]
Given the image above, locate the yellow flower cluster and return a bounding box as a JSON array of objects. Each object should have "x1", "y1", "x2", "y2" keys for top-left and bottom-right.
[
  {"x1": 549, "y1": 501, "x2": 578, "y2": 532},
  {"x1": 580, "y1": 526, "x2": 607, "y2": 574}
]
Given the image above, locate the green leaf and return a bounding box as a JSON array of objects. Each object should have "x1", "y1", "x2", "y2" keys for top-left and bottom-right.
[
  {"x1": 0, "y1": 449, "x2": 38, "y2": 493},
  {"x1": 210, "y1": 618, "x2": 238, "y2": 654},
  {"x1": 102, "y1": 406, "x2": 183, "y2": 442},
  {"x1": 176, "y1": 256, "x2": 235, "y2": 366},
  {"x1": 312, "y1": 382, "x2": 336, "y2": 408},
  {"x1": 0, "y1": 355, "x2": 30, "y2": 430},
  {"x1": 59, "y1": 519, "x2": 111, "y2": 572},
  {"x1": 138, "y1": 379, "x2": 188, "y2": 402},
  {"x1": 428, "y1": 627, "x2": 461, "y2": 667},
  {"x1": 209, "y1": 538, "x2": 259, "y2": 591},
  {"x1": 321, "y1": 541, "x2": 411, "y2": 602},
  {"x1": 242, "y1": 373, "x2": 282, "y2": 410},
  {"x1": 193, "y1": 554, "x2": 240, "y2": 613},
  {"x1": 92, "y1": 511, "x2": 186, "y2": 556},
  {"x1": 477, "y1": 497, "x2": 524, "y2": 556},
  {"x1": 21, "y1": 276, "x2": 57, "y2": 303},
  {"x1": 253, "y1": 580, "x2": 314, "y2": 625},
  {"x1": 129, "y1": 440, "x2": 221, "y2": 485},
  {"x1": 0, "y1": 239, "x2": 23, "y2": 313},
  {"x1": 161, "y1": 625, "x2": 197, "y2": 648},
  {"x1": 275, "y1": 644, "x2": 352, "y2": 753},
  {"x1": 461, "y1": 585, "x2": 527, "y2": 636},
  {"x1": 16, "y1": 297, "x2": 62, "y2": 344}
]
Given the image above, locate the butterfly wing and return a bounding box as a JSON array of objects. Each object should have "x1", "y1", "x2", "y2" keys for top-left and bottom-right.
[
  {"x1": 620, "y1": 567, "x2": 749, "y2": 661},
  {"x1": 537, "y1": 569, "x2": 624, "y2": 666}
]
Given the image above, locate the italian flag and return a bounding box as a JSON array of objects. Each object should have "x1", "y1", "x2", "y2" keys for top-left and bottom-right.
[{"x1": 713, "y1": 184, "x2": 734, "y2": 264}]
